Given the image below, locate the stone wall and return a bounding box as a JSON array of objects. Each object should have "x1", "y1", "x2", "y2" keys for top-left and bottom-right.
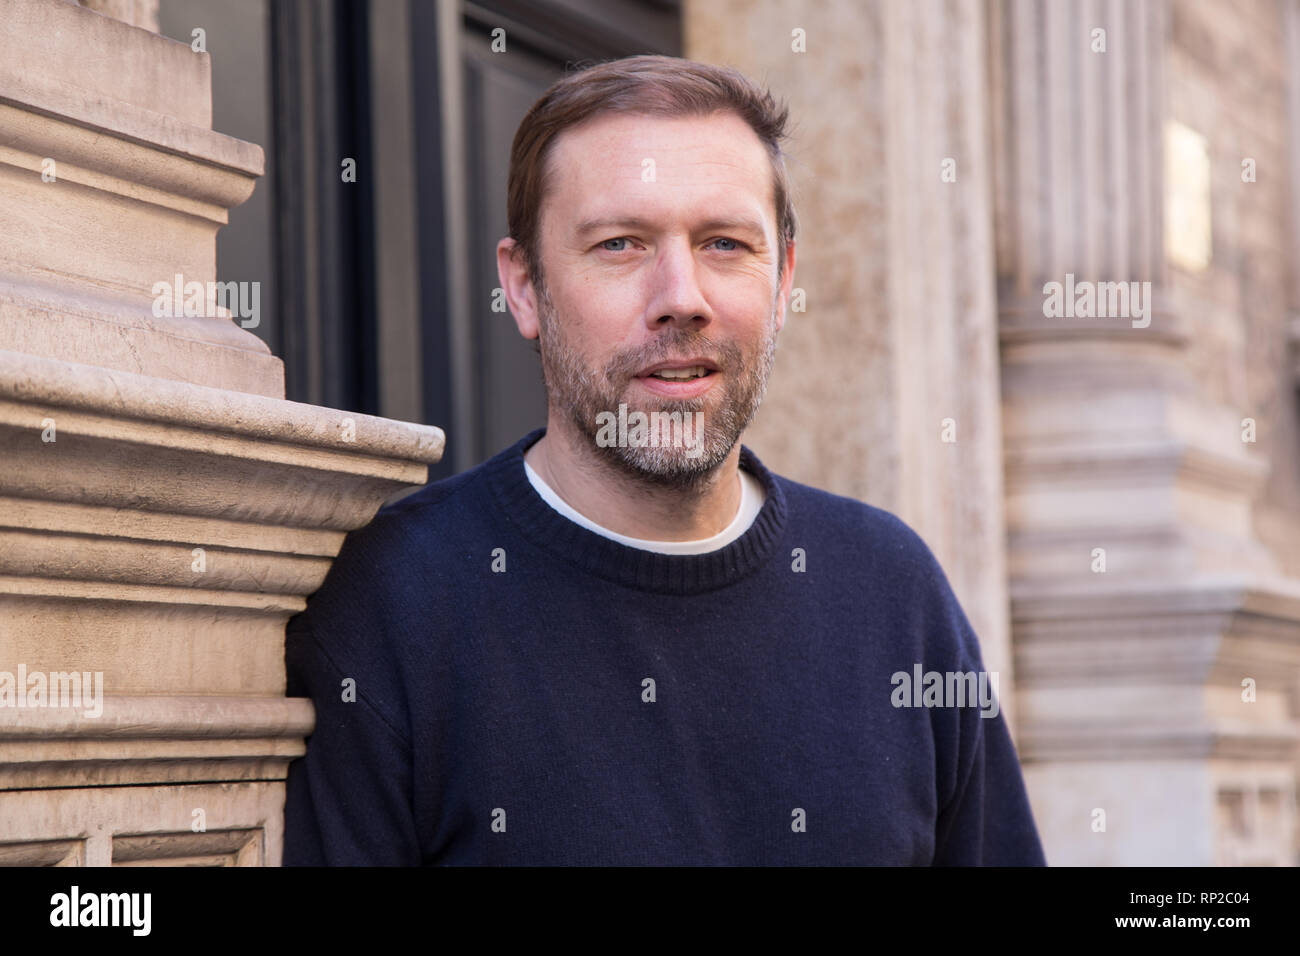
[
  {"x1": 0, "y1": 0, "x2": 443, "y2": 866},
  {"x1": 1165, "y1": 0, "x2": 1300, "y2": 581}
]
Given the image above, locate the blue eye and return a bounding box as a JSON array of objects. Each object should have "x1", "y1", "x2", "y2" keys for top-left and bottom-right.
[
  {"x1": 601, "y1": 237, "x2": 629, "y2": 252},
  {"x1": 711, "y1": 238, "x2": 745, "y2": 251}
]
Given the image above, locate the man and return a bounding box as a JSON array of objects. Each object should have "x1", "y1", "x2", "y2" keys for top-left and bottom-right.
[{"x1": 282, "y1": 54, "x2": 1047, "y2": 866}]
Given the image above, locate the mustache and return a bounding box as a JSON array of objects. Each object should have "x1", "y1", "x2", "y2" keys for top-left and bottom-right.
[{"x1": 603, "y1": 331, "x2": 740, "y2": 381}]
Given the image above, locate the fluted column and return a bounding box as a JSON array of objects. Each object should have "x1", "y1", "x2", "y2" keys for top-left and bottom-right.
[{"x1": 990, "y1": 0, "x2": 1300, "y2": 865}]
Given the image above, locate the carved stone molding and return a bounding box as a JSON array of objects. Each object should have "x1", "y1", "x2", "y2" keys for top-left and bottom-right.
[{"x1": 0, "y1": 0, "x2": 446, "y2": 866}]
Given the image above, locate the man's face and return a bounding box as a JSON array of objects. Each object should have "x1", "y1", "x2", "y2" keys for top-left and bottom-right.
[{"x1": 510, "y1": 110, "x2": 794, "y2": 488}]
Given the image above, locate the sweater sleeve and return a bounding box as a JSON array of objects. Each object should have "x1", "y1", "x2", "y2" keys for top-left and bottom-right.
[
  {"x1": 281, "y1": 612, "x2": 422, "y2": 866},
  {"x1": 896, "y1": 514, "x2": 1047, "y2": 866},
  {"x1": 931, "y1": 695, "x2": 1048, "y2": 865}
]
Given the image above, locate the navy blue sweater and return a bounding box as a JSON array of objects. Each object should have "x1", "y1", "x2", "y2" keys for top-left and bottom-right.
[{"x1": 283, "y1": 428, "x2": 1047, "y2": 866}]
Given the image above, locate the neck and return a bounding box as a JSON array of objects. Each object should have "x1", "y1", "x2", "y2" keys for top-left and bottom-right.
[{"x1": 524, "y1": 413, "x2": 742, "y2": 541}]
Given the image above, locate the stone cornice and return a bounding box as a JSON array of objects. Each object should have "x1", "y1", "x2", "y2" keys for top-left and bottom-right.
[
  {"x1": 1004, "y1": 436, "x2": 1268, "y2": 495},
  {"x1": 0, "y1": 695, "x2": 315, "y2": 789},
  {"x1": 0, "y1": 349, "x2": 444, "y2": 466},
  {"x1": 1018, "y1": 719, "x2": 1300, "y2": 762},
  {"x1": 1011, "y1": 577, "x2": 1300, "y2": 761},
  {"x1": 0, "y1": 102, "x2": 262, "y2": 221},
  {"x1": 0, "y1": 351, "x2": 445, "y2": 703}
]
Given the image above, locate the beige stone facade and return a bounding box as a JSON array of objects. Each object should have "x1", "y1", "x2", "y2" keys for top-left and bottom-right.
[{"x1": 0, "y1": 0, "x2": 442, "y2": 865}]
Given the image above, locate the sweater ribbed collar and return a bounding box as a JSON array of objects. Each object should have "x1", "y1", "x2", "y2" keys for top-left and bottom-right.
[{"x1": 486, "y1": 427, "x2": 789, "y2": 595}]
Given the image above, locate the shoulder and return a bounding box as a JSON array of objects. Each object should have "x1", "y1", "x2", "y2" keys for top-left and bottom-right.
[
  {"x1": 772, "y1": 471, "x2": 947, "y2": 585},
  {"x1": 767, "y1": 469, "x2": 983, "y2": 666},
  {"x1": 285, "y1": 451, "x2": 509, "y2": 721},
  {"x1": 333, "y1": 450, "x2": 501, "y2": 574},
  {"x1": 295, "y1": 449, "x2": 505, "y2": 638}
]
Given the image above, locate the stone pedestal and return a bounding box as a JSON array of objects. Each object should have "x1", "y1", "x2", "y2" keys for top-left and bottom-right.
[{"x1": 0, "y1": 0, "x2": 443, "y2": 866}]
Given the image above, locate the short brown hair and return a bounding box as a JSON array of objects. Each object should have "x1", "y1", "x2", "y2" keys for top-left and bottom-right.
[{"x1": 506, "y1": 54, "x2": 798, "y2": 291}]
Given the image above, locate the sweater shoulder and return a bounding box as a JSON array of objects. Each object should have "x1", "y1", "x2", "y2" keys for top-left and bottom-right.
[
  {"x1": 286, "y1": 455, "x2": 506, "y2": 728},
  {"x1": 295, "y1": 454, "x2": 501, "y2": 631},
  {"x1": 373, "y1": 454, "x2": 495, "y2": 525},
  {"x1": 346, "y1": 451, "x2": 503, "y2": 556},
  {"x1": 773, "y1": 473, "x2": 941, "y2": 572},
  {"x1": 771, "y1": 472, "x2": 984, "y2": 666}
]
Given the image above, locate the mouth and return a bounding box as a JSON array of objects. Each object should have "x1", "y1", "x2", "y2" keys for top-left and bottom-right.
[{"x1": 634, "y1": 359, "x2": 720, "y2": 398}]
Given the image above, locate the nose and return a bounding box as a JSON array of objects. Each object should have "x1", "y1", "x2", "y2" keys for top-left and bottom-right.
[{"x1": 644, "y1": 236, "x2": 713, "y2": 331}]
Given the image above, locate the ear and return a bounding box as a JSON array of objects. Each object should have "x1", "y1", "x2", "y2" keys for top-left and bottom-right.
[
  {"x1": 497, "y1": 237, "x2": 540, "y2": 340},
  {"x1": 775, "y1": 239, "x2": 796, "y2": 333}
]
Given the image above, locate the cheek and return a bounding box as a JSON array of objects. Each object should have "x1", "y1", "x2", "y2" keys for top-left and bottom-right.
[
  {"x1": 552, "y1": 282, "x2": 639, "y2": 345},
  {"x1": 547, "y1": 288, "x2": 622, "y2": 363},
  {"x1": 708, "y1": 264, "x2": 777, "y2": 308},
  {"x1": 715, "y1": 285, "x2": 778, "y2": 334},
  {"x1": 556, "y1": 286, "x2": 609, "y2": 328}
]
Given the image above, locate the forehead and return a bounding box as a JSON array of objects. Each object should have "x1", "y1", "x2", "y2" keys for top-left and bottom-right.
[{"x1": 542, "y1": 110, "x2": 774, "y2": 229}]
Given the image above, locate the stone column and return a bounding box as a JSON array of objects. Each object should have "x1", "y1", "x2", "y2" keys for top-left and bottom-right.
[
  {"x1": 685, "y1": 0, "x2": 1016, "y2": 725},
  {"x1": 1287, "y1": 2, "x2": 1300, "y2": 434},
  {"x1": 78, "y1": 0, "x2": 159, "y2": 33},
  {"x1": 0, "y1": 0, "x2": 443, "y2": 866},
  {"x1": 989, "y1": 0, "x2": 1300, "y2": 865}
]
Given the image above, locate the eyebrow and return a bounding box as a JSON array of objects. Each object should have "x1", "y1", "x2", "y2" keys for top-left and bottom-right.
[{"x1": 573, "y1": 215, "x2": 767, "y2": 240}]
